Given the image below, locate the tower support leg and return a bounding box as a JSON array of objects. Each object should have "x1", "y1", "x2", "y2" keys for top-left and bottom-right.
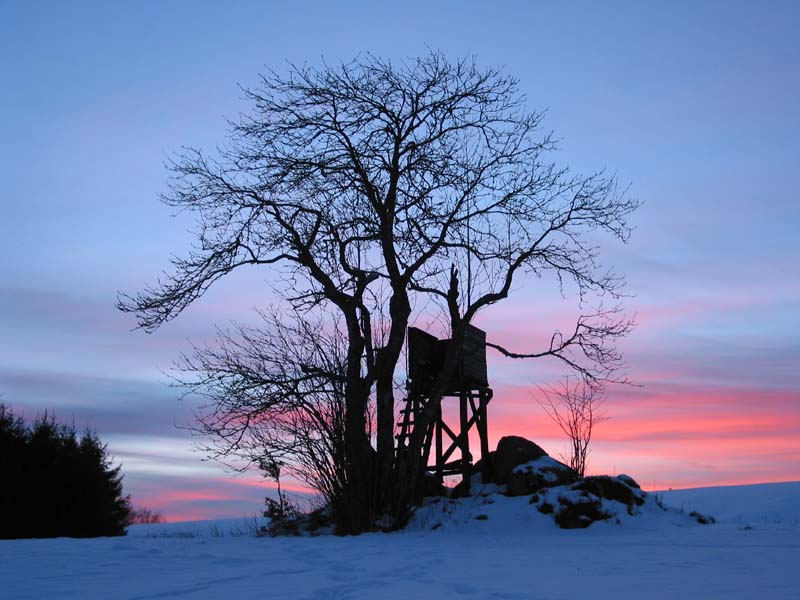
[
  {"x1": 478, "y1": 389, "x2": 491, "y2": 483},
  {"x1": 435, "y1": 404, "x2": 443, "y2": 482},
  {"x1": 460, "y1": 390, "x2": 471, "y2": 493}
]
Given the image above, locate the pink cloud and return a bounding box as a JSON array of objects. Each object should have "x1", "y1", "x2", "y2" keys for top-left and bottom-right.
[
  {"x1": 130, "y1": 473, "x2": 313, "y2": 522},
  {"x1": 477, "y1": 380, "x2": 799, "y2": 490}
]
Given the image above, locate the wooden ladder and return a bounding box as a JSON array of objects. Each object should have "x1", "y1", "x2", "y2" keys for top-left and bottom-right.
[{"x1": 395, "y1": 393, "x2": 435, "y2": 457}]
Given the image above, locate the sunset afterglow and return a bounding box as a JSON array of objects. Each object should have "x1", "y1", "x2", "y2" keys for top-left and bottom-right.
[{"x1": 2, "y1": 2, "x2": 797, "y2": 521}]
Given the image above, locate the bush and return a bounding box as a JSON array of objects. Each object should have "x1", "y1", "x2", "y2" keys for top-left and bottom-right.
[
  {"x1": 129, "y1": 507, "x2": 166, "y2": 524},
  {"x1": 262, "y1": 496, "x2": 301, "y2": 536},
  {"x1": 0, "y1": 403, "x2": 132, "y2": 538}
]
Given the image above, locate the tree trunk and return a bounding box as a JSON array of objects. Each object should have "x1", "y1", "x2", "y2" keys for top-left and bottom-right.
[
  {"x1": 374, "y1": 291, "x2": 411, "y2": 511},
  {"x1": 337, "y1": 314, "x2": 374, "y2": 534},
  {"x1": 340, "y1": 384, "x2": 373, "y2": 533}
]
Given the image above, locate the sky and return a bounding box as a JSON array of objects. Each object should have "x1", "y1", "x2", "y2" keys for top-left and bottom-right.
[{"x1": 1, "y1": 0, "x2": 798, "y2": 521}]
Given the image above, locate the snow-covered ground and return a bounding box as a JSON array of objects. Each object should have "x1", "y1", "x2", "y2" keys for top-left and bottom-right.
[{"x1": 3, "y1": 481, "x2": 799, "y2": 599}]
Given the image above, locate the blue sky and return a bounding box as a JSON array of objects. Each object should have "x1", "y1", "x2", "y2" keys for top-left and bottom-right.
[{"x1": 1, "y1": 1, "x2": 798, "y2": 519}]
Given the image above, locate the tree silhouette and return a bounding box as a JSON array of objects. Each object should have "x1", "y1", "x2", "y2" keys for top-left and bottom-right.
[
  {"x1": 537, "y1": 378, "x2": 608, "y2": 477},
  {"x1": 0, "y1": 403, "x2": 131, "y2": 539},
  {"x1": 120, "y1": 52, "x2": 638, "y2": 532}
]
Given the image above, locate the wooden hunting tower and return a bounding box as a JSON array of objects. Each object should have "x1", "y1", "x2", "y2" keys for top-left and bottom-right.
[{"x1": 396, "y1": 324, "x2": 493, "y2": 493}]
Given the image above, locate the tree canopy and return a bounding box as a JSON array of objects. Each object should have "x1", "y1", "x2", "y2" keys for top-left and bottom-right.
[
  {"x1": 0, "y1": 403, "x2": 132, "y2": 538},
  {"x1": 120, "y1": 53, "x2": 639, "y2": 533}
]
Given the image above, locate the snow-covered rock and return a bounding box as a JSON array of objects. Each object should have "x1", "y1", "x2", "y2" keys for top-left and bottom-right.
[
  {"x1": 571, "y1": 475, "x2": 646, "y2": 508},
  {"x1": 506, "y1": 455, "x2": 578, "y2": 496},
  {"x1": 493, "y1": 435, "x2": 548, "y2": 483}
]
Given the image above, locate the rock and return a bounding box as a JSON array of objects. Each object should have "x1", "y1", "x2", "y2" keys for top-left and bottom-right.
[
  {"x1": 554, "y1": 498, "x2": 611, "y2": 529},
  {"x1": 472, "y1": 451, "x2": 496, "y2": 482},
  {"x1": 538, "y1": 501, "x2": 554, "y2": 514},
  {"x1": 506, "y1": 456, "x2": 578, "y2": 496},
  {"x1": 617, "y1": 474, "x2": 641, "y2": 489},
  {"x1": 690, "y1": 511, "x2": 716, "y2": 525},
  {"x1": 571, "y1": 475, "x2": 645, "y2": 507},
  {"x1": 493, "y1": 436, "x2": 548, "y2": 484}
]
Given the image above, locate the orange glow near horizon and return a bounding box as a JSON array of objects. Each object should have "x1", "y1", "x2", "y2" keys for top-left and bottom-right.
[
  {"x1": 134, "y1": 475, "x2": 315, "y2": 522},
  {"x1": 482, "y1": 382, "x2": 800, "y2": 491},
  {"x1": 142, "y1": 381, "x2": 798, "y2": 522}
]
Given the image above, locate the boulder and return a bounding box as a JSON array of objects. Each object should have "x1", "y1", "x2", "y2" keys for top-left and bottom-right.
[
  {"x1": 571, "y1": 475, "x2": 645, "y2": 507},
  {"x1": 690, "y1": 511, "x2": 716, "y2": 525},
  {"x1": 472, "y1": 451, "x2": 496, "y2": 482},
  {"x1": 554, "y1": 498, "x2": 611, "y2": 529},
  {"x1": 493, "y1": 436, "x2": 548, "y2": 484},
  {"x1": 617, "y1": 474, "x2": 641, "y2": 489},
  {"x1": 506, "y1": 456, "x2": 578, "y2": 496}
]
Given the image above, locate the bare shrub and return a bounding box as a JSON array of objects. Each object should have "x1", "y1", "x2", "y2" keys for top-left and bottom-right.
[
  {"x1": 537, "y1": 378, "x2": 608, "y2": 477},
  {"x1": 179, "y1": 308, "x2": 350, "y2": 515},
  {"x1": 129, "y1": 507, "x2": 166, "y2": 525}
]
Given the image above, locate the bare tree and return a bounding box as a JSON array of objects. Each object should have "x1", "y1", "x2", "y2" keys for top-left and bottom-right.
[
  {"x1": 537, "y1": 378, "x2": 608, "y2": 477},
  {"x1": 177, "y1": 307, "x2": 351, "y2": 513},
  {"x1": 119, "y1": 52, "x2": 639, "y2": 532},
  {"x1": 128, "y1": 507, "x2": 166, "y2": 525}
]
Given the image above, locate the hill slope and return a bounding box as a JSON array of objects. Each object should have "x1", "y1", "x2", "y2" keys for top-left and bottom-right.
[{"x1": 1, "y1": 481, "x2": 798, "y2": 599}]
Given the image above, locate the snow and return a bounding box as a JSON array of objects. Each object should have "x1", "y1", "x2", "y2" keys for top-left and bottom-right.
[
  {"x1": 2, "y1": 481, "x2": 799, "y2": 599},
  {"x1": 126, "y1": 516, "x2": 267, "y2": 539},
  {"x1": 661, "y1": 481, "x2": 800, "y2": 526},
  {"x1": 511, "y1": 455, "x2": 568, "y2": 482}
]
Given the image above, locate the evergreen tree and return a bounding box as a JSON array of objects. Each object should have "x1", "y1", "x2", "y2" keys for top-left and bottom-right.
[
  {"x1": 0, "y1": 403, "x2": 132, "y2": 538},
  {"x1": 0, "y1": 403, "x2": 28, "y2": 539}
]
